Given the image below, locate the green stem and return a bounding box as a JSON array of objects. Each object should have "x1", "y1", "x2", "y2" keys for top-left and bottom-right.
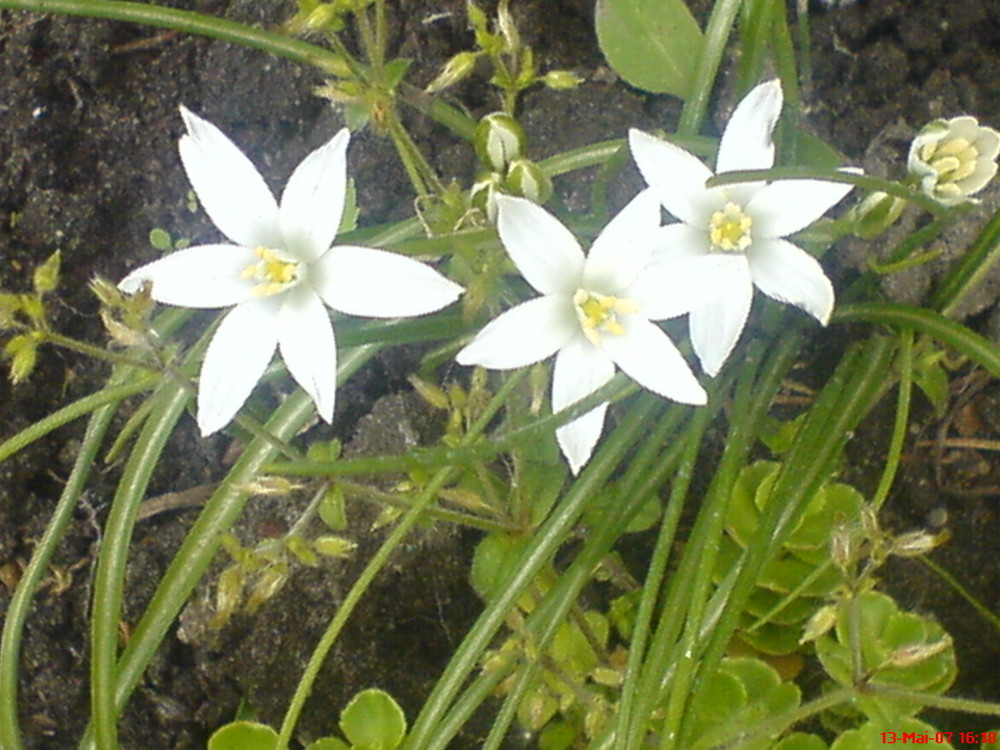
[
  {"x1": 678, "y1": 0, "x2": 743, "y2": 137},
  {"x1": 795, "y1": 0, "x2": 813, "y2": 97},
  {"x1": 538, "y1": 134, "x2": 716, "y2": 179},
  {"x1": 834, "y1": 302, "x2": 1000, "y2": 379},
  {"x1": 398, "y1": 83, "x2": 477, "y2": 140},
  {"x1": 871, "y1": 329, "x2": 913, "y2": 512},
  {"x1": 385, "y1": 111, "x2": 443, "y2": 197},
  {"x1": 91, "y1": 381, "x2": 191, "y2": 749},
  {"x1": 354, "y1": 2, "x2": 379, "y2": 70},
  {"x1": 613, "y1": 406, "x2": 712, "y2": 750},
  {"x1": 0, "y1": 401, "x2": 120, "y2": 750},
  {"x1": 919, "y1": 556, "x2": 1000, "y2": 633},
  {"x1": 867, "y1": 686, "x2": 1000, "y2": 718},
  {"x1": 41, "y1": 330, "x2": 165, "y2": 372},
  {"x1": 78, "y1": 345, "x2": 379, "y2": 750},
  {"x1": 0, "y1": 0, "x2": 345, "y2": 72},
  {"x1": 737, "y1": 0, "x2": 770, "y2": 91},
  {"x1": 627, "y1": 333, "x2": 800, "y2": 748},
  {"x1": 705, "y1": 687, "x2": 853, "y2": 750},
  {"x1": 930, "y1": 204, "x2": 1000, "y2": 316},
  {"x1": 695, "y1": 337, "x2": 896, "y2": 733},
  {"x1": 654, "y1": 346, "x2": 767, "y2": 750},
  {"x1": 275, "y1": 471, "x2": 455, "y2": 748},
  {"x1": 445, "y1": 398, "x2": 701, "y2": 750},
  {"x1": 337, "y1": 479, "x2": 517, "y2": 533},
  {"x1": 373, "y1": 0, "x2": 387, "y2": 71},
  {"x1": 403, "y1": 391, "x2": 663, "y2": 749},
  {"x1": 708, "y1": 167, "x2": 945, "y2": 215},
  {"x1": 0, "y1": 375, "x2": 155, "y2": 465},
  {"x1": 276, "y1": 361, "x2": 526, "y2": 748},
  {"x1": 265, "y1": 375, "x2": 636, "y2": 476}
]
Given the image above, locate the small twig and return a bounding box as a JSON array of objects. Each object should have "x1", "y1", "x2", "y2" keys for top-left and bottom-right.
[{"x1": 135, "y1": 483, "x2": 215, "y2": 522}]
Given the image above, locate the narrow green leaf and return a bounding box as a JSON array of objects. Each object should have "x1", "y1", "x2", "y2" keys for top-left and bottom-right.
[{"x1": 595, "y1": 0, "x2": 703, "y2": 98}]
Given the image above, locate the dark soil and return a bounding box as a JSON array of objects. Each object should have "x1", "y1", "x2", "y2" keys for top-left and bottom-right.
[{"x1": 1, "y1": 0, "x2": 1000, "y2": 747}]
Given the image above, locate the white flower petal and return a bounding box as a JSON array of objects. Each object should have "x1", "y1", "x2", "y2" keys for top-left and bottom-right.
[
  {"x1": 689, "y1": 259, "x2": 754, "y2": 377},
  {"x1": 629, "y1": 254, "x2": 747, "y2": 321},
  {"x1": 279, "y1": 128, "x2": 350, "y2": 263},
  {"x1": 715, "y1": 79, "x2": 782, "y2": 174},
  {"x1": 278, "y1": 288, "x2": 338, "y2": 422},
  {"x1": 629, "y1": 129, "x2": 718, "y2": 227},
  {"x1": 748, "y1": 175, "x2": 857, "y2": 239},
  {"x1": 119, "y1": 244, "x2": 257, "y2": 308},
  {"x1": 312, "y1": 245, "x2": 463, "y2": 318},
  {"x1": 552, "y1": 335, "x2": 615, "y2": 474},
  {"x1": 197, "y1": 299, "x2": 280, "y2": 435},
  {"x1": 178, "y1": 107, "x2": 281, "y2": 249},
  {"x1": 496, "y1": 195, "x2": 584, "y2": 296},
  {"x1": 601, "y1": 317, "x2": 705, "y2": 405},
  {"x1": 456, "y1": 295, "x2": 577, "y2": 370},
  {"x1": 647, "y1": 223, "x2": 712, "y2": 265},
  {"x1": 583, "y1": 189, "x2": 662, "y2": 293},
  {"x1": 747, "y1": 238, "x2": 834, "y2": 324}
]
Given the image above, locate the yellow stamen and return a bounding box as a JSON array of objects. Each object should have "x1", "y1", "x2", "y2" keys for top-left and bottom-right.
[
  {"x1": 921, "y1": 137, "x2": 980, "y2": 185},
  {"x1": 242, "y1": 247, "x2": 300, "y2": 297},
  {"x1": 573, "y1": 289, "x2": 637, "y2": 345},
  {"x1": 709, "y1": 202, "x2": 753, "y2": 252}
]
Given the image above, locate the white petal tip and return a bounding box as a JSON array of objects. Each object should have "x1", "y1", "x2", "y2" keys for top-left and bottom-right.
[{"x1": 197, "y1": 414, "x2": 226, "y2": 438}]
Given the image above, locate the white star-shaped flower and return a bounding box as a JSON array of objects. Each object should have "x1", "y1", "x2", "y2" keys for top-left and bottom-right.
[
  {"x1": 908, "y1": 115, "x2": 1000, "y2": 206},
  {"x1": 629, "y1": 79, "x2": 858, "y2": 376},
  {"x1": 457, "y1": 192, "x2": 726, "y2": 474},
  {"x1": 121, "y1": 107, "x2": 463, "y2": 435}
]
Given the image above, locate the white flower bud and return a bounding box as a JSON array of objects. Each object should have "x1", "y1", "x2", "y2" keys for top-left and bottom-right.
[
  {"x1": 471, "y1": 171, "x2": 505, "y2": 221},
  {"x1": 890, "y1": 529, "x2": 950, "y2": 558},
  {"x1": 505, "y1": 158, "x2": 552, "y2": 204},
  {"x1": 908, "y1": 116, "x2": 1000, "y2": 206},
  {"x1": 474, "y1": 112, "x2": 526, "y2": 171},
  {"x1": 848, "y1": 190, "x2": 908, "y2": 239}
]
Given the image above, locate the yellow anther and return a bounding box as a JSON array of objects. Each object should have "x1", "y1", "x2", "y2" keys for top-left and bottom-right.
[
  {"x1": 709, "y1": 202, "x2": 753, "y2": 253},
  {"x1": 573, "y1": 289, "x2": 637, "y2": 345},
  {"x1": 242, "y1": 247, "x2": 300, "y2": 297},
  {"x1": 921, "y1": 138, "x2": 979, "y2": 184}
]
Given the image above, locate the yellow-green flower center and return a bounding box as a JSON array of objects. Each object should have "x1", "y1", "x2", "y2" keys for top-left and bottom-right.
[
  {"x1": 921, "y1": 137, "x2": 979, "y2": 185},
  {"x1": 709, "y1": 202, "x2": 753, "y2": 253},
  {"x1": 242, "y1": 247, "x2": 301, "y2": 297},
  {"x1": 573, "y1": 289, "x2": 637, "y2": 345}
]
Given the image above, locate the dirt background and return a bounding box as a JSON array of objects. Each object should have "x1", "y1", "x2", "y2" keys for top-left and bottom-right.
[{"x1": 1, "y1": 0, "x2": 1000, "y2": 747}]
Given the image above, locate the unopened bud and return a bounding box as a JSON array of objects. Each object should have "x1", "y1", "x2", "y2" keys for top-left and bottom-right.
[
  {"x1": 304, "y1": 3, "x2": 346, "y2": 32},
  {"x1": 312, "y1": 535, "x2": 356, "y2": 558},
  {"x1": 885, "y1": 636, "x2": 952, "y2": 668},
  {"x1": 891, "y1": 529, "x2": 949, "y2": 558},
  {"x1": 831, "y1": 527, "x2": 857, "y2": 571},
  {"x1": 471, "y1": 170, "x2": 505, "y2": 221},
  {"x1": 496, "y1": 0, "x2": 520, "y2": 54},
  {"x1": 505, "y1": 158, "x2": 552, "y2": 204},
  {"x1": 799, "y1": 604, "x2": 838, "y2": 644},
  {"x1": 426, "y1": 51, "x2": 479, "y2": 94},
  {"x1": 543, "y1": 70, "x2": 584, "y2": 90},
  {"x1": 849, "y1": 190, "x2": 908, "y2": 239},
  {"x1": 475, "y1": 112, "x2": 526, "y2": 171}
]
